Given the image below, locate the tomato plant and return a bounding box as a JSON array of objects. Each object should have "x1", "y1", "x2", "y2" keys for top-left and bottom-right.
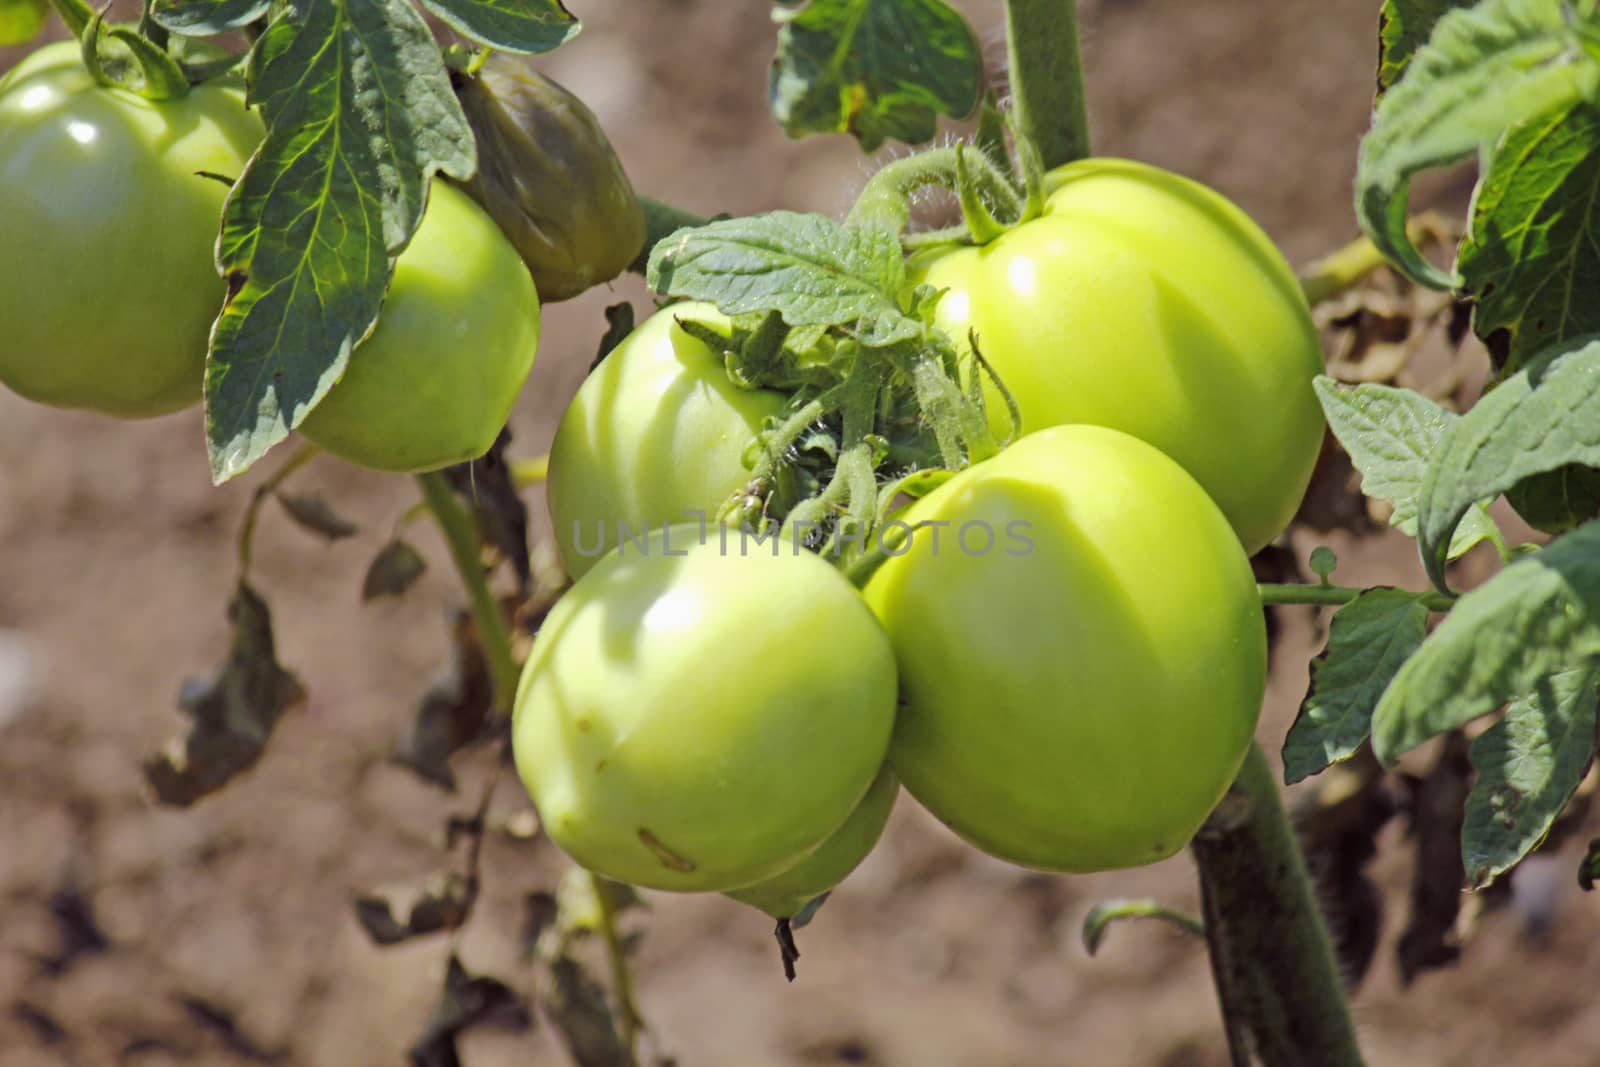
[
  {"x1": 511, "y1": 526, "x2": 897, "y2": 892},
  {"x1": 864, "y1": 424, "x2": 1266, "y2": 871},
  {"x1": 10, "y1": 0, "x2": 1600, "y2": 1063},
  {"x1": 0, "y1": 40, "x2": 261, "y2": 417},
  {"x1": 909, "y1": 157, "x2": 1326, "y2": 554},
  {"x1": 296, "y1": 181, "x2": 541, "y2": 474},
  {"x1": 545, "y1": 302, "x2": 786, "y2": 578}
]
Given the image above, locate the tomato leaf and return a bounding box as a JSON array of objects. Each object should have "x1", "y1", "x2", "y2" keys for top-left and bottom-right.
[
  {"x1": 1416, "y1": 336, "x2": 1600, "y2": 591},
  {"x1": 770, "y1": 0, "x2": 982, "y2": 150},
  {"x1": 1460, "y1": 103, "x2": 1600, "y2": 374},
  {"x1": 152, "y1": 0, "x2": 269, "y2": 35},
  {"x1": 203, "y1": 0, "x2": 476, "y2": 483},
  {"x1": 1462, "y1": 661, "x2": 1600, "y2": 889},
  {"x1": 1311, "y1": 375, "x2": 1498, "y2": 559},
  {"x1": 362, "y1": 538, "x2": 428, "y2": 600},
  {"x1": 1283, "y1": 589, "x2": 1433, "y2": 785},
  {"x1": 647, "y1": 211, "x2": 919, "y2": 347},
  {"x1": 1377, "y1": 0, "x2": 1472, "y2": 96},
  {"x1": 1371, "y1": 520, "x2": 1600, "y2": 762},
  {"x1": 408, "y1": 955, "x2": 532, "y2": 1067},
  {"x1": 1355, "y1": 0, "x2": 1600, "y2": 289},
  {"x1": 0, "y1": 0, "x2": 48, "y2": 46},
  {"x1": 414, "y1": 0, "x2": 578, "y2": 54}
]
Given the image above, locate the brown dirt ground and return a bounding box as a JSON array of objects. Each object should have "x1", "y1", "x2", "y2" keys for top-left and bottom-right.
[{"x1": 4, "y1": 2, "x2": 1599, "y2": 1066}]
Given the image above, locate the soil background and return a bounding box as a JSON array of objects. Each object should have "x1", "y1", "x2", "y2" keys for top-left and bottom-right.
[{"x1": 4, "y1": 2, "x2": 1599, "y2": 1066}]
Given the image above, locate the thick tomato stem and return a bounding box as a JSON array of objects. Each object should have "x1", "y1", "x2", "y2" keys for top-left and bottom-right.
[
  {"x1": 1191, "y1": 743, "x2": 1367, "y2": 1067},
  {"x1": 1003, "y1": 0, "x2": 1091, "y2": 169}
]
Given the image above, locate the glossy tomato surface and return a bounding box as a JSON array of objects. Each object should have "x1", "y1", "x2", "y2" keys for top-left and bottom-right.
[
  {"x1": 0, "y1": 42, "x2": 262, "y2": 417},
  {"x1": 513, "y1": 527, "x2": 898, "y2": 892},
  {"x1": 545, "y1": 302, "x2": 785, "y2": 578},
  {"x1": 298, "y1": 181, "x2": 541, "y2": 472},
  {"x1": 864, "y1": 424, "x2": 1267, "y2": 872},
  {"x1": 912, "y1": 158, "x2": 1324, "y2": 553},
  {"x1": 726, "y1": 765, "x2": 897, "y2": 919}
]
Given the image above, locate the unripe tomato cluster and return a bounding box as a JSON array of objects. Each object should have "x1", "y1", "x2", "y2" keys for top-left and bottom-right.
[
  {"x1": 516, "y1": 158, "x2": 1320, "y2": 913},
  {"x1": 0, "y1": 43, "x2": 543, "y2": 474}
]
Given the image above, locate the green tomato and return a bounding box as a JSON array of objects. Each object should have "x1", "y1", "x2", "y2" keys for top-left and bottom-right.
[
  {"x1": 725, "y1": 765, "x2": 897, "y2": 919},
  {"x1": 911, "y1": 158, "x2": 1324, "y2": 554},
  {"x1": 546, "y1": 303, "x2": 786, "y2": 579},
  {"x1": 513, "y1": 526, "x2": 898, "y2": 892},
  {"x1": 863, "y1": 424, "x2": 1266, "y2": 872},
  {"x1": 0, "y1": 41, "x2": 262, "y2": 417},
  {"x1": 297, "y1": 181, "x2": 541, "y2": 473}
]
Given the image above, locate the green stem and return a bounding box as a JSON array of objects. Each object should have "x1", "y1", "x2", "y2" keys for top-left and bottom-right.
[
  {"x1": 1189, "y1": 743, "x2": 1367, "y2": 1067},
  {"x1": 1258, "y1": 581, "x2": 1454, "y2": 612},
  {"x1": 590, "y1": 873, "x2": 643, "y2": 1066},
  {"x1": 1004, "y1": 0, "x2": 1091, "y2": 169},
  {"x1": 845, "y1": 146, "x2": 1021, "y2": 235},
  {"x1": 631, "y1": 195, "x2": 711, "y2": 275},
  {"x1": 415, "y1": 472, "x2": 520, "y2": 713}
]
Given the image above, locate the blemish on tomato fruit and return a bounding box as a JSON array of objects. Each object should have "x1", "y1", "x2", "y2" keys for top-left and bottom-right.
[{"x1": 638, "y1": 828, "x2": 696, "y2": 872}]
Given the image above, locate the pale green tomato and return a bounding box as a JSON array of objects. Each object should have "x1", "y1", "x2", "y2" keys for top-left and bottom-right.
[
  {"x1": 298, "y1": 181, "x2": 541, "y2": 473},
  {"x1": 725, "y1": 765, "x2": 897, "y2": 919},
  {"x1": 545, "y1": 303, "x2": 786, "y2": 579},
  {"x1": 911, "y1": 157, "x2": 1324, "y2": 554},
  {"x1": 864, "y1": 425, "x2": 1266, "y2": 872},
  {"x1": 0, "y1": 41, "x2": 262, "y2": 417},
  {"x1": 513, "y1": 527, "x2": 898, "y2": 892}
]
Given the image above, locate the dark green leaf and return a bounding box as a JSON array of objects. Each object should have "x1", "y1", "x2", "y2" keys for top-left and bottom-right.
[
  {"x1": 415, "y1": 0, "x2": 578, "y2": 54},
  {"x1": 647, "y1": 211, "x2": 917, "y2": 346},
  {"x1": 1371, "y1": 520, "x2": 1600, "y2": 761},
  {"x1": 1416, "y1": 336, "x2": 1600, "y2": 590},
  {"x1": 1377, "y1": 0, "x2": 1469, "y2": 95},
  {"x1": 1355, "y1": 0, "x2": 1598, "y2": 289},
  {"x1": 1284, "y1": 589, "x2": 1433, "y2": 784},
  {"x1": 1506, "y1": 463, "x2": 1600, "y2": 535},
  {"x1": 1312, "y1": 376, "x2": 1498, "y2": 558},
  {"x1": 0, "y1": 0, "x2": 48, "y2": 45},
  {"x1": 206, "y1": 0, "x2": 476, "y2": 482},
  {"x1": 1462, "y1": 661, "x2": 1600, "y2": 888},
  {"x1": 1460, "y1": 103, "x2": 1600, "y2": 374},
  {"x1": 770, "y1": 0, "x2": 982, "y2": 149},
  {"x1": 152, "y1": 0, "x2": 270, "y2": 35}
]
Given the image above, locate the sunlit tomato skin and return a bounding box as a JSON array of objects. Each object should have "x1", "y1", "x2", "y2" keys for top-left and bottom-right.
[
  {"x1": 512, "y1": 527, "x2": 898, "y2": 892},
  {"x1": 297, "y1": 182, "x2": 541, "y2": 473},
  {"x1": 546, "y1": 302, "x2": 786, "y2": 579},
  {"x1": 725, "y1": 765, "x2": 897, "y2": 919},
  {"x1": 0, "y1": 42, "x2": 262, "y2": 417},
  {"x1": 911, "y1": 158, "x2": 1325, "y2": 554},
  {"x1": 863, "y1": 425, "x2": 1267, "y2": 873}
]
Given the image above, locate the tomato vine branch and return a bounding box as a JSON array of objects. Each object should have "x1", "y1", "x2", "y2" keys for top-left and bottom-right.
[
  {"x1": 1258, "y1": 581, "x2": 1454, "y2": 612},
  {"x1": 1004, "y1": 0, "x2": 1090, "y2": 169},
  {"x1": 1190, "y1": 743, "x2": 1367, "y2": 1067},
  {"x1": 236, "y1": 442, "x2": 320, "y2": 574},
  {"x1": 590, "y1": 872, "x2": 644, "y2": 1066},
  {"x1": 415, "y1": 471, "x2": 520, "y2": 712}
]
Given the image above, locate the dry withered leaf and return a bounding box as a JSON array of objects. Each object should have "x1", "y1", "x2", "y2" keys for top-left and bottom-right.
[
  {"x1": 392, "y1": 611, "x2": 495, "y2": 790},
  {"x1": 275, "y1": 492, "x2": 358, "y2": 541},
  {"x1": 362, "y1": 538, "x2": 428, "y2": 601},
  {"x1": 444, "y1": 430, "x2": 532, "y2": 597},
  {"x1": 144, "y1": 582, "x2": 305, "y2": 806},
  {"x1": 1396, "y1": 732, "x2": 1472, "y2": 984},
  {"x1": 353, "y1": 871, "x2": 478, "y2": 947},
  {"x1": 1290, "y1": 747, "x2": 1396, "y2": 990},
  {"x1": 544, "y1": 955, "x2": 628, "y2": 1067},
  {"x1": 408, "y1": 955, "x2": 531, "y2": 1067}
]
